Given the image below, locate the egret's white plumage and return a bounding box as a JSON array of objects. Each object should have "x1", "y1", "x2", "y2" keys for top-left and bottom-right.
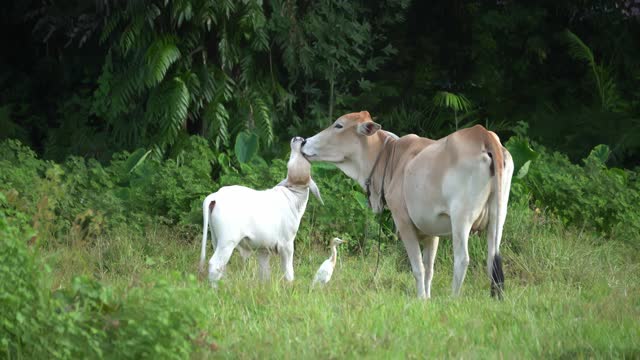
[{"x1": 312, "y1": 237, "x2": 345, "y2": 285}]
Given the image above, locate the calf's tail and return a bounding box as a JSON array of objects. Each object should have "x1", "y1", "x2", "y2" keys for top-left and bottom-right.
[{"x1": 200, "y1": 195, "x2": 216, "y2": 272}]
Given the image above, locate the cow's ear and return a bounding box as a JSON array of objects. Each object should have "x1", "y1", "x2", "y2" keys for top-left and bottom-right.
[
  {"x1": 357, "y1": 121, "x2": 381, "y2": 136},
  {"x1": 276, "y1": 178, "x2": 289, "y2": 187}
]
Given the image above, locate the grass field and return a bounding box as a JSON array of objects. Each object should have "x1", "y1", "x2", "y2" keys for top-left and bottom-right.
[{"x1": 40, "y1": 200, "x2": 639, "y2": 359}]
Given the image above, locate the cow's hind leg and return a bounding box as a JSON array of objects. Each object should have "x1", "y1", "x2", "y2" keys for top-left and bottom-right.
[
  {"x1": 451, "y1": 216, "x2": 473, "y2": 297},
  {"x1": 421, "y1": 235, "x2": 439, "y2": 299},
  {"x1": 394, "y1": 215, "x2": 426, "y2": 299}
]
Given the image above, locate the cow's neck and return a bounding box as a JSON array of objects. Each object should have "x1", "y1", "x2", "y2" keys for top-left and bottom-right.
[
  {"x1": 332, "y1": 132, "x2": 387, "y2": 189},
  {"x1": 336, "y1": 132, "x2": 394, "y2": 213}
]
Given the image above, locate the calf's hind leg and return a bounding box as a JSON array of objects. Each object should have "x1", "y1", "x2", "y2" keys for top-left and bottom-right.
[
  {"x1": 257, "y1": 249, "x2": 271, "y2": 281},
  {"x1": 208, "y1": 244, "x2": 235, "y2": 286}
]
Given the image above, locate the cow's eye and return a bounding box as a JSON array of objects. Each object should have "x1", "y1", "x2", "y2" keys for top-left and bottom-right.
[{"x1": 334, "y1": 123, "x2": 343, "y2": 129}]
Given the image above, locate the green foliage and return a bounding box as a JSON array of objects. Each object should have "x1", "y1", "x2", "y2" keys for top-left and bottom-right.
[
  {"x1": 0, "y1": 137, "x2": 215, "y2": 243},
  {"x1": 432, "y1": 91, "x2": 473, "y2": 131},
  {"x1": 505, "y1": 136, "x2": 539, "y2": 179},
  {"x1": 269, "y1": 0, "x2": 407, "y2": 128},
  {"x1": 563, "y1": 30, "x2": 621, "y2": 111},
  {"x1": 96, "y1": 0, "x2": 281, "y2": 154},
  {"x1": 522, "y1": 143, "x2": 640, "y2": 240},
  {"x1": 234, "y1": 131, "x2": 259, "y2": 163},
  {"x1": 432, "y1": 91, "x2": 472, "y2": 113},
  {"x1": 0, "y1": 195, "x2": 208, "y2": 359}
]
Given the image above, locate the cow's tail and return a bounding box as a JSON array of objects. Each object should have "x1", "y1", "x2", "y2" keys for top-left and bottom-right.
[
  {"x1": 486, "y1": 131, "x2": 505, "y2": 299},
  {"x1": 200, "y1": 194, "x2": 216, "y2": 272}
]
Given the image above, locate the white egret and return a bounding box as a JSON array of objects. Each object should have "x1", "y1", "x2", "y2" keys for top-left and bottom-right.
[{"x1": 312, "y1": 237, "x2": 346, "y2": 286}]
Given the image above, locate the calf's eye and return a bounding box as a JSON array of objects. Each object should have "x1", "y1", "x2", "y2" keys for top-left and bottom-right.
[{"x1": 334, "y1": 123, "x2": 343, "y2": 129}]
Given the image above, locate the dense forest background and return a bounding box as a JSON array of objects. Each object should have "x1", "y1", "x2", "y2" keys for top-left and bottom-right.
[
  {"x1": 2, "y1": 1, "x2": 640, "y2": 357},
  {"x1": 1, "y1": 0, "x2": 639, "y2": 167}
]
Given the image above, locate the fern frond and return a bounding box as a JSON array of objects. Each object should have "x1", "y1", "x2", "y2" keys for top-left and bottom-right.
[
  {"x1": 112, "y1": 60, "x2": 146, "y2": 113},
  {"x1": 147, "y1": 77, "x2": 190, "y2": 147},
  {"x1": 144, "y1": 35, "x2": 182, "y2": 88},
  {"x1": 100, "y1": 12, "x2": 122, "y2": 44},
  {"x1": 197, "y1": 1, "x2": 217, "y2": 30},
  {"x1": 222, "y1": 72, "x2": 235, "y2": 101},
  {"x1": 217, "y1": 0, "x2": 236, "y2": 19},
  {"x1": 564, "y1": 30, "x2": 595, "y2": 67},
  {"x1": 564, "y1": 29, "x2": 611, "y2": 109},
  {"x1": 432, "y1": 91, "x2": 472, "y2": 113},
  {"x1": 204, "y1": 101, "x2": 230, "y2": 148},
  {"x1": 254, "y1": 96, "x2": 274, "y2": 146},
  {"x1": 239, "y1": 55, "x2": 255, "y2": 86},
  {"x1": 251, "y1": 30, "x2": 269, "y2": 51},
  {"x1": 171, "y1": 0, "x2": 193, "y2": 27}
]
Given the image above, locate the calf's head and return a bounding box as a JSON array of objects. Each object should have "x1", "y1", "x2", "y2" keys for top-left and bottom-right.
[{"x1": 278, "y1": 136, "x2": 323, "y2": 204}]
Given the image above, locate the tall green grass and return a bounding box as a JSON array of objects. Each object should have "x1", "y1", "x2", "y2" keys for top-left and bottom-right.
[{"x1": 31, "y1": 198, "x2": 639, "y2": 359}]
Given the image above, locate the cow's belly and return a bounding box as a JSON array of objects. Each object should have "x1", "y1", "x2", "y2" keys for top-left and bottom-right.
[{"x1": 412, "y1": 209, "x2": 453, "y2": 236}]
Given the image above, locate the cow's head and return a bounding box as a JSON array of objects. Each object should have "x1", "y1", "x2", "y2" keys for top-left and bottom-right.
[{"x1": 301, "y1": 111, "x2": 381, "y2": 164}]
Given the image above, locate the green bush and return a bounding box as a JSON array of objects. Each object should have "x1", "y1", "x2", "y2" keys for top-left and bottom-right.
[
  {"x1": 0, "y1": 137, "x2": 218, "y2": 242},
  {"x1": 0, "y1": 194, "x2": 208, "y2": 359},
  {"x1": 523, "y1": 143, "x2": 640, "y2": 241}
]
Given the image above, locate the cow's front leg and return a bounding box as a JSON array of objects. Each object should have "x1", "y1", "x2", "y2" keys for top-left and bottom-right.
[
  {"x1": 279, "y1": 242, "x2": 295, "y2": 282},
  {"x1": 394, "y1": 215, "x2": 426, "y2": 299}
]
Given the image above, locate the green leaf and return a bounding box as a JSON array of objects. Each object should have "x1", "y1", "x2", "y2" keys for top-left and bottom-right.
[
  {"x1": 352, "y1": 191, "x2": 369, "y2": 210},
  {"x1": 432, "y1": 91, "x2": 472, "y2": 113},
  {"x1": 124, "y1": 149, "x2": 152, "y2": 174},
  {"x1": 516, "y1": 160, "x2": 531, "y2": 179},
  {"x1": 145, "y1": 36, "x2": 182, "y2": 88},
  {"x1": 505, "y1": 136, "x2": 539, "y2": 176},
  {"x1": 234, "y1": 131, "x2": 259, "y2": 163},
  {"x1": 586, "y1": 144, "x2": 610, "y2": 165},
  {"x1": 564, "y1": 29, "x2": 595, "y2": 67}
]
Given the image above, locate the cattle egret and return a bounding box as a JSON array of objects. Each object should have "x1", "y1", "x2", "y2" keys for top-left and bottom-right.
[{"x1": 312, "y1": 237, "x2": 346, "y2": 285}]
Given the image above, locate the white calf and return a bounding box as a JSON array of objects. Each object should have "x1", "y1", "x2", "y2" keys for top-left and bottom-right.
[{"x1": 200, "y1": 137, "x2": 322, "y2": 285}]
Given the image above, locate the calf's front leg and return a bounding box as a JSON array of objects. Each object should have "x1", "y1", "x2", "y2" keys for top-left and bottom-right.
[{"x1": 279, "y1": 242, "x2": 295, "y2": 282}]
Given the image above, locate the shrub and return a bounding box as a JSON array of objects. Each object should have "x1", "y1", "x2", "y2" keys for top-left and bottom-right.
[
  {"x1": 523, "y1": 143, "x2": 640, "y2": 241},
  {"x1": 0, "y1": 194, "x2": 209, "y2": 359}
]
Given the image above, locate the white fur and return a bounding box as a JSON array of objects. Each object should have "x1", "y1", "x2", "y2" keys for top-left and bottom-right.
[{"x1": 200, "y1": 138, "x2": 321, "y2": 285}]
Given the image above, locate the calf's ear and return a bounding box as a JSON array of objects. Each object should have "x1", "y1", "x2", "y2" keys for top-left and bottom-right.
[
  {"x1": 357, "y1": 121, "x2": 381, "y2": 136},
  {"x1": 309, "y1": 178, "x2": 324, "y2": 205}
]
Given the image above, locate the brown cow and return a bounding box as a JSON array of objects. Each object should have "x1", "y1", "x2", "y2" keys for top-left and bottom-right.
[{"x1": 301, "y1": 111, "x2": 514, "y2": 299}]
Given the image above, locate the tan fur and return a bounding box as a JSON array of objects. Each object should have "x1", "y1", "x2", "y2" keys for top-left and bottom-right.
[
  {"x1": 302, "y1": 111, "x2": 514, "y2": 298},
  {"x1": 286, "y1": 142, "x2": 311, "y2": 186}
]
